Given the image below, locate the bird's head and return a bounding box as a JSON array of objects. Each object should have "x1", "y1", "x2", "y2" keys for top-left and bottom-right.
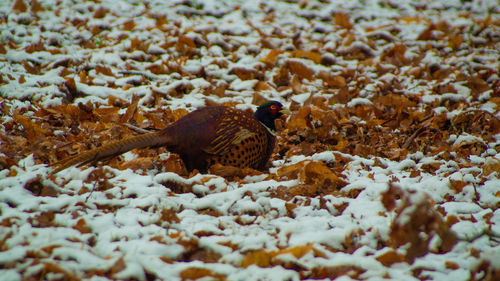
[{"x1": 254, "y1": 101, "x2": 289, "y2": 132}]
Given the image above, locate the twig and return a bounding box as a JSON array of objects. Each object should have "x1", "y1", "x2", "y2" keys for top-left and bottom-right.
[{"x1": 123, "y1": 123, "x2": 155, "y2": 134}]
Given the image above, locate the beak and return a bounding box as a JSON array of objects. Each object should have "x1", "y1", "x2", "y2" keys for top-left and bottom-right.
[{"x1": 279, "y1": 109, "x2": 291, "y2": 116}]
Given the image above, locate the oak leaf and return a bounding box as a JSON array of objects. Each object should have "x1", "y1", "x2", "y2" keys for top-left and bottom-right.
[
  {"x1": 12, "y1": 0, "x2": 27, "y2": 13},
  {"x1": 287, "y1": 60, "x2": 314, "y2": 81},
  {"x1": 13, "y1": 114, "x2": 46, "y2": 142},
  {"x1": 73, "y1": 218, "x2": 91, "y2": 234},
  {"x1": 376, "y1": 250, "x2": 405, "y2": 266}
]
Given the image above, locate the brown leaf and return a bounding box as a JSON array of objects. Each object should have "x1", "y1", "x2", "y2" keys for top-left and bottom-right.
[
  {"x1": 229, "y1": 67, "x2": 263, "y2": 80},
  {"x1": 317, "y1": 71, "x2": 346, "y2": 88},
  {"x1": 260, "y1": 49, "x2": 283, "y2": 67},
  {"x1": 251, "y1": 92, "x2": 269, "y2": 106},
  {"x1": 278, "y1": 160, "x2": 346, "y2": 194},
  {"x1": 24, "y1": 175, "x2": 58, "y2": 197},
  {"x1": 388, "y1": 190, "x2": 457, "y2": 263},
  {"x1": 286, "y1": 106, "x2": 311, "y2": 132},
  {"x1": 31, "y1": 0, "x2": 45, "y2": 13},
  {"x1": 380, "y1": 44, "x2": 409, "y2": 66},
  {"x1": 335, "y1": 12, "x2": 353, "y2": 29},
  {"x1": 449, "y1": 179, "x2": 468, "y2": 194},
  {"x1": 445, "y1": 260, "x2": 460, "y2": 270},
  {"x1": 93, "y1": 6, "x2": 109, "y2": 18},
  {"x1": 292, "y1": 50, "x2": 322, "y2": 63},
  {"x1": 37, "y1": 263, "x2": 79, "y2": 281},
  {"x1": 0, "y1": 43, "x2": 6, "y2": 54},
  {"x1": 95, "y1": 65, "x2": 113, "y2": 76},
  {"x1": 209, "y1": 163, "x2": 262, "y2": 180},
  {"x1": 24, "y1": 42, "x2": 45, "y2": 55},
  {"x1": 79, "y1": 69, "x2": 89, "y2": 84},
  {"x1": 172, "y1": 108, "x2": 189, "y2": 122},
  {"x1": 157, "y1": 208, "x2": 180, "y2": 224},
  {"x1": 122, "y1": 20, "x2": 136, "y2": 31},
  {"x1": 179, "y1": 267, "x2": 223, "y2": 281},
  {"x1": 287, "y1": 60, "x2": 314, "y2": 81},
  {"x1": 380, "y1": 183, "x2": 402, "y2": 211},
  {"x1": 120, "y1": 95, "x2": 140, "y2": 123},
  {"x1": 417, "y1": 23, "x2": 434, "y2": 40},
  {"x1": 13, "y1": 114, "x2": 46, "y2": 142},
  {"x1": 94, "y1": 106, "x2": 120, "y2": 123},
  {"x1": 375, "y1": 93, "x2": 416, "y2": 108},
  {"x1": 109, "y1": 257, "x2": 126, "y2": 275},
  {"x1": 299, "y1": 161, "x2": 346, "y2": 190},
  {"x1": 275, "y1": 244, "x2": 315, "y2": 259},
  {"x1": 376, "y1": 250, "x2": 405, "y2": 266},
  {"x1": 40, "y1": 244, "x2": 62, "y2": 255},
  {"x1": 73, "y1": 218, "x2": 91, "y2": 234},
  {"x1": 241, "y1": 250, "x2": 273, "y2": 268},
  {"x1": 29, "y1": 211, "x2": 56, "y2": 227},
  {"x1": 12, "y1": 0, "x2": 27, "y2": 13},
  {"x1": 176, "y1": 36, "x2": 198, "y2": 56},
  {"x1": 310, "y1": 265, "x2": 365, "y2": 279},
  {"x1": 483, "y1": 157, "x2": 500, "y2": 176}
]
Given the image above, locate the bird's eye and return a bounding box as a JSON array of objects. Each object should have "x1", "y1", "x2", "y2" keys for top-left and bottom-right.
[{"x1": 269, "y1": 104, "x2": 279, "y2": 113}]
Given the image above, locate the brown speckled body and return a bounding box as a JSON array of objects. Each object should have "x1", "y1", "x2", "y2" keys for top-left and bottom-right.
[
  {"x1": 53, "y1": 105, "x2": 278, "y2": 173},
  {"x1": 159, "y1": 106, "x2": 275, "y2": 171}
]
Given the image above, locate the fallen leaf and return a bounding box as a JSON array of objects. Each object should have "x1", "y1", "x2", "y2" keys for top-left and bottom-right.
[
  {"x1": 12, "y1": 0, "x2": 27, "y2": 13},
  {"x1": 287, "y1": 60, "x2": 314, "y2": 81},
  {"x1": 73, "y1": 218, "x2": 91, "y2": 234},
  {"x1": 376, "y1": 250, "x2": 405, "y2": 266}
]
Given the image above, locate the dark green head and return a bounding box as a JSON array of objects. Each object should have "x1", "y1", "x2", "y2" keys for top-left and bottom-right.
[{"x1": 254, "y1": 101, "x2": 286, "y2": 131}]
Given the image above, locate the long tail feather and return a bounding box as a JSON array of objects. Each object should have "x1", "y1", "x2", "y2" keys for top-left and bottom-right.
[{"x1": 52, "y1": 132, "x2": 164, "y2": 174}]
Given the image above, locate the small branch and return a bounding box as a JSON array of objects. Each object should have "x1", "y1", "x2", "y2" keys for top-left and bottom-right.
[{"x1": 123, "y1": 123, "x2": 155, "y2": 134}]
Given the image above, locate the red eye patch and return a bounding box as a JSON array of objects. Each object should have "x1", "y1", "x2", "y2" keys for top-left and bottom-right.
[{"x1": 269, "y1": 104, "x2": 280, "y2": 114}]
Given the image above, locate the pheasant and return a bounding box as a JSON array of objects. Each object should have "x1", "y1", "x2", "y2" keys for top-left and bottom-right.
[{"x1": 52, "y1": 101, "x2": 287, "y2": 173}]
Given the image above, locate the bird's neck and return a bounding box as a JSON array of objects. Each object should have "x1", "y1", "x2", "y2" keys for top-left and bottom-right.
[{"x1": 259, "y1": 121, "x2": 276, "y2": 136}]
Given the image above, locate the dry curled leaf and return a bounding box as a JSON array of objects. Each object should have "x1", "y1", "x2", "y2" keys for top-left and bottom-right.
[{"x1": 388, "y1": 188, "x2": 457, "y2": 263}]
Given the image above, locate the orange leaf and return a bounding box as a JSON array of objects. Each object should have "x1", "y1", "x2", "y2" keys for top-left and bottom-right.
[
  {"x1": 95, "y1": 65, "x2": 113, "y2": 76},
  {"x1": 287, "y1": 60, "x2": 314, "y2": 81},
  {"x1": 13, "y1": 114, "x2": 46, "y2": 142},
  {"x1": 277, "y1": 160, "x2": 306, "y2": 180},
  {"x1": 317, "y1": 71, "x2": 346, "y2": 88},
  {"x1": 241, "y1": 250, "x2": 272, "y2": 268},
  {"x1": 449, "y1": 179, "x2": 468, "y2": 194},
  {"x1": 292, "y1": 50, "x2": 322, "y2": 63},
  {"x1": 179, "y1": 267, "x2": 224, "y2": 280},
  {"x1": 120, "y1": 95, "x2": 140, "y2": 123},
  {"x1": 335, "y1": 12, "x2": 353, "y2": 29},
  {"x1": 445, "y1": 260, "x2": 460, "y2": 270},
  {"x1": 109, "y1": 257, "x2": 126, "y2": 275},
  {"x1": 275, "y1": 244, "x2": 314, "y2": 259},
  {"x1": 376, "y1": 250, "x2": 405, "y2": 266},
  {"x1": 260, "y1": 49, "x2": 283, "y2": 66},
  {"x1": 40, "y1": 263, "x2": 78, "y2": 280},
  {"x1": 122, "y1": 20, "x2": 136, "y2": 31},
  {"x1": 172, "y1": 108, "x2": 189, "y2": 122},
  {"x1": 300, "y1": 161, "x2": 346, "y2": 189},
  {"x1": 286, "y1": 106, "x2": 311, "y2": 132},
  {"x1": 79, "y1": 70, "x2": 89, "y2": 84}
]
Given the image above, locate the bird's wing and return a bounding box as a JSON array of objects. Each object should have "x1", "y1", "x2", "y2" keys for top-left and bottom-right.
[{"x1": 203, "y1": 118, "x2": 257, "y2": 155}]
